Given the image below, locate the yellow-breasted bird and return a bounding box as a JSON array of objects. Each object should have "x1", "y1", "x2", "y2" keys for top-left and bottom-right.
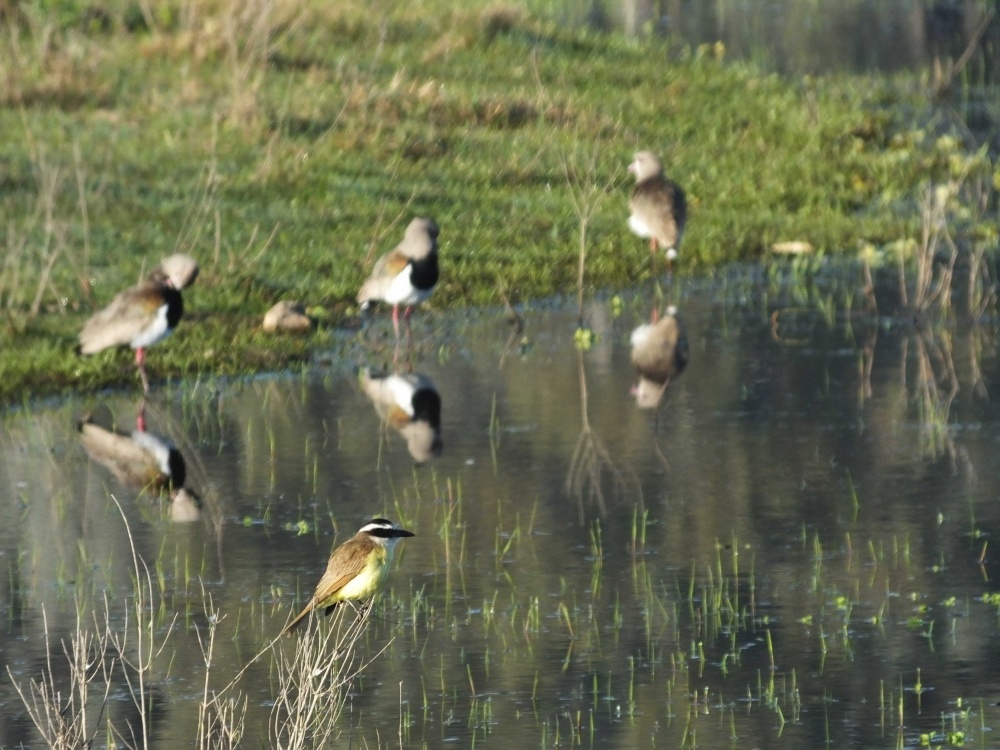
[{"x1": 283, "y1": 518, "x2": 414, "y2": 635}]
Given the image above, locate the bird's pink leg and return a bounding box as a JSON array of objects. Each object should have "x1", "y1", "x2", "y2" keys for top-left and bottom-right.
[
  {"x1": 136, "y1": 400, "x2": 147, "y2": 432},
  {"x1": 392, "y1": 305, "x2": 401, "y2": 339},
  {"x1": 135, "y1": 347, "x2": 150, "y2": 393}
]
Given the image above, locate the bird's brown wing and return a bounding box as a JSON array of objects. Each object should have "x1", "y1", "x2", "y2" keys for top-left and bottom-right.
[
  {"x1": 630, "y1": 179, "x2": 684, "y2": 248},
  {"x1": 357, "y1": 250, "x2": 410, "y2": 304},
  {"x1": 282, "y1": 537, "x2": 371, "y2": 635},
  {"x1": 385, "y1": 404, "x2": 412, "y2": 430},
  {"x1": 79, "y1": 423, "x2": 165, "y2": 489},
  {"x1": 631, "y1": 318, "x2": 681, "y2": 383},
  {"x1": 79, "y1": 283, "x2": 165, "y2": 353},
  {"x1": 311, "y1": 538, "x2": 371, "y2": 609}
]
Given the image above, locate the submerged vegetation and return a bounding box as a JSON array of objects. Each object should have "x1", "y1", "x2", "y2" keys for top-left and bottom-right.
[
  {"x1": 0, "y1": 0, "x2": 997, "y2": 400},
  {"x1": 6, "y1": 333, "x2": 1000, "y2": 748}
]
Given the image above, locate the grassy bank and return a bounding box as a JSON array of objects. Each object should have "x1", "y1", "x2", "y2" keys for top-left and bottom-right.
[{"x1": 0, "y1": 0, "x2": 995, "y2": 400}]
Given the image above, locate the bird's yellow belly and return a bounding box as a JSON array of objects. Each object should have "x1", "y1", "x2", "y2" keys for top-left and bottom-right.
[{"x1": 336, "y1": 551, "x2": 391, "y2": 602}]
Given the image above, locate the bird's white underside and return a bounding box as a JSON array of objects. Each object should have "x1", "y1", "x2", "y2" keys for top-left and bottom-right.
[
  {"x1": 131, "y1": 431, "x2": 173, "y2": 474},
  {"x1": 628, "y1": 214, "x2": 652, "y2": 239},
  {"x1": 628, "y1": 215, "x2": 678, "y2": 258},
  {"x1": 633, "y1": 379, "x2": 663, "y2": 409},
  {"x1": 383, "y1": 265, "x2": 433, "y2": 307},
  {"x1": 630, "y1": 324, "x2": 653, "y2": 348},
  {"x1": 131, "y1": 304, "x2": 173, "y2": 349},
  {"x1": 381, "y1": 375, "x2": 417, "y2": 417}
]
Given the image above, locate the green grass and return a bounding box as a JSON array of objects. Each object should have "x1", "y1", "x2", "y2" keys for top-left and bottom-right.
[{"x1": 0, "y1": 0, "x2": 996, "y2": 401}]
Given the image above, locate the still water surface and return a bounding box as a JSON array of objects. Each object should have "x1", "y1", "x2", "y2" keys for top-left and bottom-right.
[
  {"x1": 568, "y1": 0, "x2": 999, "y2": 80},
  {"x1": 2, "y1": 267, "x2": 1000, "y2": 748}
]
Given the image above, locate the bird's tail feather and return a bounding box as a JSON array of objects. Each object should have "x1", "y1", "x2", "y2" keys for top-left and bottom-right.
[{"x1": 282, "y1": 602, "x2": 314, "y2": 635}]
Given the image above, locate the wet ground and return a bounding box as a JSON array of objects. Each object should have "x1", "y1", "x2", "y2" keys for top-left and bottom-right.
[{"x1": 3, "y1": 264, "x2": 1000, "y2": 748}]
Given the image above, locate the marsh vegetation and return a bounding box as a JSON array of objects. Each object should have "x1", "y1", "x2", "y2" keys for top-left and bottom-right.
[
  {"x1": 2, "y1": 265, "x2": 1000, "y2": 747},
  {"x1": 2, "y1": 1, "x2": 1000, "y2": 747},
  {"x1": 0, "y1": 0, "x2": 997, "y2": 398}
]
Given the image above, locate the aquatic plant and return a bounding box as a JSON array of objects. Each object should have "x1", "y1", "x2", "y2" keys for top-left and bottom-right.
[
  {"x1": 6, "y1": 494, "x2": 385, "y2": 749},
  {"x1": 269, "y1": 605, "x2": 378, "y2": 748},
  {"x1": 1, "y1": 0, "x2": 996, "y2": 399}
]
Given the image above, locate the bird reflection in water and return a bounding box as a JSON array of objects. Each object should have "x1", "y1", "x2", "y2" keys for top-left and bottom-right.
[
  {"x1": 360, "y1": 369, "x2": 443, "y2": 464},
  {"x1": 78, "y1": 404, "x2": 201, "y2": 522},
  {"x1": 630, "y1": 304, "x2": 689, "y2": 409}
]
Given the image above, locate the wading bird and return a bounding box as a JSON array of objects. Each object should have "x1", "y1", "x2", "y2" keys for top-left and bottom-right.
[
  {"x1": 627, "y1": 151, "x2": 686, "y2": 272},
  {"x1": 78, "y1": 254, "x2": 199, "y2": 392},
  {"x1": 358, "y1": 218, "x2": 440, "y2": 337}
]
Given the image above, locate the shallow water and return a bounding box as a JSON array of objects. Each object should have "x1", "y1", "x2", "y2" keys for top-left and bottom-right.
[
  {"x1": 571, "y1": 0, "x2": 1000, "y2": 166},
  {"x1": 3, "y1": 267, "x2": 1000, "y2": 748},
  {"x1": 570, "y1": 0, "x2": 999, "y2": 81}
]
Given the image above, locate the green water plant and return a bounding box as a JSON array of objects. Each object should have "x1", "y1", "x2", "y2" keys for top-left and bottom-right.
[{"x1": 1, "y1": 0, "x2": 996, "y2": 400}]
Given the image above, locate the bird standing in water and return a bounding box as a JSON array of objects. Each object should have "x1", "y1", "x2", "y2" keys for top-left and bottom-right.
[
  {"x1": 358, "y1": 218, "x2": 440, "y2": 338},
  {"x1": 283, "y1": 518, "x2": 415, "y2": 635},
  {"x1": 78, "y1": 254, "x2": 199, "y2": 392},
  {"x1": 627, "y1": 151, "x2": 686, "y2": 273}
]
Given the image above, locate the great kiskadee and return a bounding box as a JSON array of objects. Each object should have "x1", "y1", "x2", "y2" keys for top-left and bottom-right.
[{"x1": 283, "y1": 518, "x2": 415, "y2": 635}]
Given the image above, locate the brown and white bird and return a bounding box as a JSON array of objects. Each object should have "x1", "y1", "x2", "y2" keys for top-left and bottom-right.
[
  {"x1": 628, "y1": 151, "x2": 686, "y2": 269},
  {"x1": 630, "y1": 305, "x2": 689, "y2": 409},
  {"x1": 361, "y1": 369, "x2": 443, "y2": 463},
  {"x1": 357, "y1": 218, "x2": 440, "y2": 337},
  {"x1": 283, "y1": 518, "x2": 415, "y2": 635},
  {"x1": 78, "y1": 414, "x2": 188, "y2": 497},
  {"x1": 78, "y1": 254, "x2": 199, "y2": 392}
]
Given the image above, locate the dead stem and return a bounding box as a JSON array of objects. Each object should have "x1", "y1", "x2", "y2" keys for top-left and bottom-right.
[{"x1": 564, "y1": 348, "x2": 627, "y2": 521}]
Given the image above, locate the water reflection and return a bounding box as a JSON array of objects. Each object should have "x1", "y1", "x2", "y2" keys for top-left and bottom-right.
[
  {"x1": 907, "y1": 323, "x2": 960, "y2": 460},
  {"x1": 629, "y1": 304, "x2": 689, "y2": 409},
  {"x1": 360, "y1": 368, "x2": 443, "y2": 464},
  {"x1": 78, "y1": 402, "x2": 201, "y2": 522},
  {"x1": 5, "y1": 271, "x2": 1000, "y2": 748},
  {"x1": 580, "y1": 0, "x2": 998, "y2": 82}
]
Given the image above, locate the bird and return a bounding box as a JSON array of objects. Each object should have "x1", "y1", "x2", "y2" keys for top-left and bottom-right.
[
  {"x1": 627, "y1": 151, "x2": 686, "y2": 271},
  {"x1": 78, "y1": 254, "x2": 199, "y2": 392},
  {"x1": 357, "y1": 217, "x2": 440, "y2": 337},
  {"x1": 361, "y1": 369, "x2": 443, "y2": 463},
  {"x1": 630, "y1": 305, "x2": 689, "y2": 409},
  {"x1": 283, "y1": 518, "x2": 415, "y2": 635}
]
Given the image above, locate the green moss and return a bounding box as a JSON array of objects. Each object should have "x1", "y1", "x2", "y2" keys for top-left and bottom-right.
[{"x1": 0, "y1": 0, "x2": 994, "y2": 401}]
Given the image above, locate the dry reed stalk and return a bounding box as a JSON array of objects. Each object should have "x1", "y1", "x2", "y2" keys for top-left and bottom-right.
[{"x1": 270, "y1": 603, "x2": 388, "y2": 748}]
